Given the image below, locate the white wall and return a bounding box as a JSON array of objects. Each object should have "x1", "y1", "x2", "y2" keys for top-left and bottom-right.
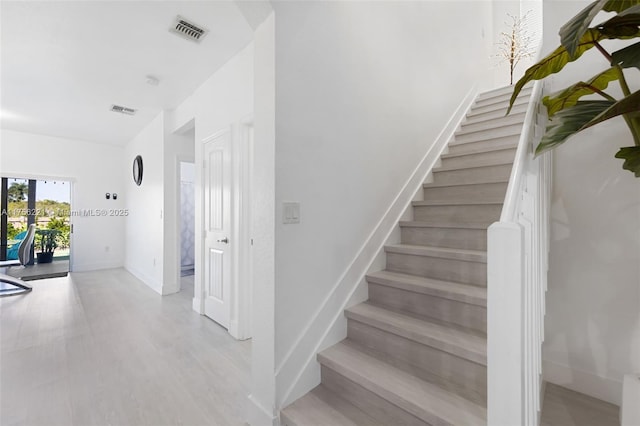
[
  {"x1": 0, "y1": 129, "x2": 125, "y2": 271},
  {"x1": 542, "y1": 0, "x2": 640, "y2": 405},
  {"x1": 124, "y1": 113, "x2": 165, "y2": 293},
  {"x1": 272, "y1": 0, "x2": 493, "y2": 409},
  {"x1": 249, "y1": 12, "x2": 276, "y2": 426}
]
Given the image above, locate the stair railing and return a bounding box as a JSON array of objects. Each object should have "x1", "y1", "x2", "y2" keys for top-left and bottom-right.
[{"x1": 487, "y1": 79, "x2": 551, "y2": 426}]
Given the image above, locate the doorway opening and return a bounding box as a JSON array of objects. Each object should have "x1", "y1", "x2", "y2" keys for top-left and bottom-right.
[
  {"x1": 0, "y1": 176, "x2": 72, "y2": 281},
  {"x1": 179, "y1": 161, "x2": 196, "y2": 279}
]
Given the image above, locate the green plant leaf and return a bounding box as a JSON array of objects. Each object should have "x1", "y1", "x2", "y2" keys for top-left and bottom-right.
[
  {"x1": 535, "y1": 101, "x2": 614, "y2": 156},
  {"x1": 579, "y1": 90, "x2": 640, "y2": 130},
  {"x1": 599, "y1": 4, "x2": 640, "y2": 37},
  {"x1": 615, "y1": 146, "x2": 640, "y2": 176},
  {"x1": 611, "y1": 40, "x2": 640, "y2": 68},
  {"x1": 558, "y1": 1, "x2": 640, "y2": 55},
  {"x1": 509, "y1": 29, "x2": 605, "y2": 112},
  {"x1": 543, "y1": 68, "x2": 619, "y2": 117},
  {"x1": 560, "y1": 0, "x2": 608, "y2": 57},
  {"x1": 604, "y1": 0, "x2": 640, "y2": 12}
]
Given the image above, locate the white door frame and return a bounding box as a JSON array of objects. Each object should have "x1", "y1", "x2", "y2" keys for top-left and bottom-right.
[
  {"x1": 0, "y1": 173, "x2": 75, "y2": 272},
  {"x1": 197, "y1": 121, "x2": 253, "y2": 340},
  {"x1": 232, "y1": 116, "x2": 254, "y2": 340}
]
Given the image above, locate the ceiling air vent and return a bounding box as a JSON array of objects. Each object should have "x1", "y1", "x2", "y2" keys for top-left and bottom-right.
[
  {"x1": 110, "y1": 105, "x2": 137, "y2": 116},
  {"x1": 169, "y1": 16, "x2": 207, "y2": 43}
]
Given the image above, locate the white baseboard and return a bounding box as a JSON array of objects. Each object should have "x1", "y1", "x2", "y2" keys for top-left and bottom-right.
[
  {"x1": 124, "y1": 265, "x2": 163, "y2": 295},
  {"x1": 248, "y1": 394, "x2": 279, "y2": 426},
  {"x1": 72, "y1": 260, "x2": 124, "y2": 272},
  {"x1": 543, "y1": 358, "x2": 623, "y2": 406},
  {"x1": 274, "y1": 85, "x2": 479, "y2": 410},
  {"x1": 622, "y1": 374, "x2": 640, "y2": 426}
]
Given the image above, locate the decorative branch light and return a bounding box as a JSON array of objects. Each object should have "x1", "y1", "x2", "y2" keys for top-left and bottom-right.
[{"x1": 495, "y1": 12, "x2": 536, "y2": 85}]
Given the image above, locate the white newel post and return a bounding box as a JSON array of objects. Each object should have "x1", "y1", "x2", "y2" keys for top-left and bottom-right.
[{"x1": 488, "y1": 221, "x2": 525, "y2": 426}]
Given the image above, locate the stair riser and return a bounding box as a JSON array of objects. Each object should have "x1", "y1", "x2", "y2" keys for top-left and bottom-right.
[
  {"x1": 459, "y1": 113, "x2": 525, "y2": 134},
  {"x1": 386, "y1": 253, "x2": 487, "y2": 286},
  {"x1": 447, "y1": 135, "x2": 519, "y2": 156},
  {"x1": 401, "y1": 226, "x2": 487, "y2": 251},
  {"x1": 423, "y1": 182, "x2": 508, "y2": 205},
  {"x1": 468, "y1": 98, "x2": 528, "y2": 116},
  {"x1": 368, "y1": 284, "x2": 487, "y2": 332},
  {"x1": 320, "y1": 366, "x2": 429, "y2": 426},
  {"x1": 432, "y1": 164, "x2": 513, "y2": 186},
  {"x1": 413, "y1": 204, "x2": 502, "y2": 224},
  {"x1": 454, "y1": 125, "x2": 523, "y2": 144},
  {"x1": 440, "y1": 149, "x2": 516, "y2": 170},
  {"x1": 347, "y1": 322, "x2": 487, "y2": 404}
]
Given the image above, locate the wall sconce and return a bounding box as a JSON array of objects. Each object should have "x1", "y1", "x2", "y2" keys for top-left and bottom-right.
[
  {"x1": 113, "y1": 193, "x2": 118, "y2": 200},
  {"x1": 105, "y1": 193, "x2": 111, "y2": 199}
]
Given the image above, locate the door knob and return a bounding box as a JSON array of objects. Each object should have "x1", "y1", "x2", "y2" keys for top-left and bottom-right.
[{"x1": 217, "y1": 237, "x2": 229, "y2": 244}]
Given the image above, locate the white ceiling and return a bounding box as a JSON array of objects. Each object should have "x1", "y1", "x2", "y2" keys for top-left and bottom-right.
[{"x1": 0, "y1": 1, "x2": 255, "y2": 145}]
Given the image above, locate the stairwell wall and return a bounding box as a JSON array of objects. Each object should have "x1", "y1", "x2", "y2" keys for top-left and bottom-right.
[
  {"x1": 273, "y1": 0, "x2": 494, "y2": 409},
  {"x1": 542, "y1": 0, "x2": 640, "y2": 405}
]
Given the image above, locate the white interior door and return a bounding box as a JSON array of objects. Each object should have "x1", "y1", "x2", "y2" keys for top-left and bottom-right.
[{"x1": 203, "y1": 130, "x2": 232, "y2": 328}]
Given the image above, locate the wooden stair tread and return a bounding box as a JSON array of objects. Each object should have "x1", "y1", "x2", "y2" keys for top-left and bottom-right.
[
  {"x1": 454, "y1": 126, "x2": 522, "y2": 141},
  {"x1": 441, "y1": 146, "x2": 517, "y2": 160},
  {"x1": 366, "y1": 270, "x2": 487, "y2": 306},
  {"x1": 475, "y1": 84, "x2": 532, "y2": 101},
  {"x1": 455, "y1": 121, "x2": 524, "y2": 138},
  {"x1": 384, "y1": 244, "x2": 487, "y2": 263},
  {"x1": 460, "y1": 112, "x2": 526, "y2": 129},
  {"x1": 448, "y1": 133, "x2": 519, "y2": 148},
  {"x1": 467, "y1": 96, "x2": 529, "y2": 115},
  {"x1": 423, "y1": 180, "x2": 508, "y2": 189},
  {"x1": 463, "y1": 104, "x2": 528, "y2": 125},
  {"x1": 434, "y1": 158, "x2": 513, "y2": 172},
  {"x1": 281, "y1": 385, "x2": 385, "y2": 426},
  {"x1": 318, "y1": 341, "x2": 487, "y2": 425},
  {"x1": 346, "y1": 302, "x2": 487, "y2": 364},
  {"x1": 412, "y1": 199, "x2": 504, "y2": 206},
  {"x1": 399, "y1": 220, "x2": 492, "y2": 229},
  {"x1": 473, "y1": 92, "x2": 531, "y2": 108}
]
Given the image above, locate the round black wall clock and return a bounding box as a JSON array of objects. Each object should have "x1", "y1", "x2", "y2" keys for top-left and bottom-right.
[{"x1": 133, "y1": 155, "x2": 143, "y2": 186}]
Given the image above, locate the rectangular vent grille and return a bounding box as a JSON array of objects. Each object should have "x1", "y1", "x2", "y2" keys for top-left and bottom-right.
[
  {"x1": 110, "y1": 105, "x2": 136, "y2": 115},
  {"x1": 170, "y1": 16, "x2": 207, "y2": 42}
]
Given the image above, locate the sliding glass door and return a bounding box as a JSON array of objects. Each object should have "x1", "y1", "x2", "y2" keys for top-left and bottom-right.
[{"x1": 0, "y1": 177, "x2": 71, "y2": 280}]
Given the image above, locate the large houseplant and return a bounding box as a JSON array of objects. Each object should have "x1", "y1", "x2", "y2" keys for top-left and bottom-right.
[
  {"x1": 36, "y1": 229, "x2": 60, "y2": 264},
  {"x1": 509, "y1": 0, "x2": 640, "y2": 176}
]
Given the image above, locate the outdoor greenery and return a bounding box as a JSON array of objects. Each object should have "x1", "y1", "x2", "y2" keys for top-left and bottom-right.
[
  {"x1": 7, "y1": 182, "x2": 27, "y2": 202},
  {"x1": 6, "y1": 199, "x2": 71, "y2": 249},
  {"x1": 509, "y1": 0, "x2": 640, "y2": 176}
]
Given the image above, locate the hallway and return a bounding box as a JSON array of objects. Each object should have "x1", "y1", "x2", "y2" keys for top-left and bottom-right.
[{"x1": 0, "y1": 269, "x2": 251, "y2": 426}]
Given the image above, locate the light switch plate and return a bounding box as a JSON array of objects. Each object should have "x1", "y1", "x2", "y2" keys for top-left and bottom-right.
[{"x1": 283, "y1": 202, "x2": 300, "y2": 224}]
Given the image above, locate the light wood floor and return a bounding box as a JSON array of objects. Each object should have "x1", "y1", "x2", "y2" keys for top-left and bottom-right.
[
  {"x1": 0, "y1": 269, "x2": 251, "y2": 426},
  {"x1": 541, "y1": 382, "x2": 620, "y2": 426}
]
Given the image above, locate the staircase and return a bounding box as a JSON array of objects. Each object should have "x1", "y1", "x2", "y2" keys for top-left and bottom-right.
[{"x1": 281, "y1": 85, "x2": 533, "y2": 426}]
